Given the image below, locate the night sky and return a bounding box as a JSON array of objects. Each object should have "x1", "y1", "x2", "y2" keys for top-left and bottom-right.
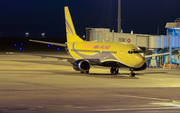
[{"x1": 0, "y1": 0, "x2": 180, "y2": 38}]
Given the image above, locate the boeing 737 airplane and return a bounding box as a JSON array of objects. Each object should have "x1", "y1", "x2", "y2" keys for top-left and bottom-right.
[{"x1": 8, "y1": 6, "x2": 169, "y2": 77}]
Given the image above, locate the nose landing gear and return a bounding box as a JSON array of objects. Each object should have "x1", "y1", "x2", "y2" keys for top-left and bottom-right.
[
  {"x1": 130, "y1": 68, "x2": 135, "y2": 77},
  {"x1": 110, "y1": 67, "x2": 119, "y2": 74}
]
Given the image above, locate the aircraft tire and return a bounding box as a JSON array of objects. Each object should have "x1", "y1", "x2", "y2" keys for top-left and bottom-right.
[
  {"x1": 81, "y1": 71, "x2": 84, "y2": 73},
  {"x1": 115, "y1": 68, "x2": 119, "y2": 74},
  {"x1": 110, "y1": 67, "x2": 115, "y2": 74},
  {"x1": 86, "y1": 71, "x2": 89, "y2": 74},
  {"x1": 130, "y1": 72, "x2": 135, "y2": 77}
]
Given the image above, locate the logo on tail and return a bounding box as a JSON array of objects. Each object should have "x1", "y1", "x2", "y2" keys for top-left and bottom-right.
[{"x1": 65, "y1": 19, "x2": 74, "y2": 36}]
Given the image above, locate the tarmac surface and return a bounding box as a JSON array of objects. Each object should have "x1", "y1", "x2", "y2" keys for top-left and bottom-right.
[{"x1": 0, "y1": 51, "x2": 180, "y2": 113}]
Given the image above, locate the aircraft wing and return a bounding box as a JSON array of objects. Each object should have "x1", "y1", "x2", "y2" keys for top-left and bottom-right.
[
  {"x1": 145, "y1": 52, "x2": 170, "y2": 58},
  {"x1": 6, "y1": 52, "x2": 102, "y2": 65},
  {"x1": 29, "y1": 39, "x2": 67, "y2": 47},
  {"x1": 6, "y1": 52, "x2": 75, "y2": 63}
]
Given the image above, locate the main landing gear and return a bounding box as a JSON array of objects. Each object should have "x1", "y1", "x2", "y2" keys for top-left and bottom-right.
[
  {"x1": 130, "y1": 68, "x2": 135, "y2": 77},
  {"x1": 110, "y1": 67, "x2": 136, "y2": 77},
  {"x1": 110, "y1": 67, "x2": 119, "y2": 74}
]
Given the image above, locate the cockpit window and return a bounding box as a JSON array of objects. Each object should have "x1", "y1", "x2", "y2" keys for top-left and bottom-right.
[{"x1": 128, "y1": 51, "x2": 142, "y2": 54}]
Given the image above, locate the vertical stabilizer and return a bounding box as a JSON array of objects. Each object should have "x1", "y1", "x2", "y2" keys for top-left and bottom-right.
[{"x1": 64, "y1": 6, "x2": 83, "y2": 42}]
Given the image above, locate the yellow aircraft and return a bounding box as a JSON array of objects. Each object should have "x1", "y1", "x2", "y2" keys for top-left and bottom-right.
[{"x1": 8, "y1": 6, "x2": 169, "y2": 77}]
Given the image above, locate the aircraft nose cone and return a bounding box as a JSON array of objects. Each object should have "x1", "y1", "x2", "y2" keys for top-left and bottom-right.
[{"x1": 134, "y1": 55, "x2": 145, "y2": 68}]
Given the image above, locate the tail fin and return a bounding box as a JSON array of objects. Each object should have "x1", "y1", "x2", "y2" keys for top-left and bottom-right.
[{"x1": 64, "y1": 6, "x2": 83, "y2": 42}]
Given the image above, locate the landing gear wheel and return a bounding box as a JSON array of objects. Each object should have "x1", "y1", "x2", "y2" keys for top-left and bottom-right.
[
  {"x1": 110, "y1": 67, "x2": 115, "y2": 74},
  {"x1": 130, "y1": 72, "x2": 135, "y2": 77},
  {"x1": 81, "y1": 71, "x2": 84, "y2": 73},
  {"x1": 130, "y1": 68, "x2": 135, "y2": 77},
  {"x1": 115, "y1": 68, "x2": 119, "y2": 74},
  {"x1": 110, "y1": 67, "x2": 119, "y2": 74},
  {"x1": 85, "y1": 71, "x2": 89, "y2": 74}
]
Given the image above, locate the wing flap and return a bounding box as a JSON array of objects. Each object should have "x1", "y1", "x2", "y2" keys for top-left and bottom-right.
[{"x1": 6, "y1": 52, "x2": 101, "y2": 65}]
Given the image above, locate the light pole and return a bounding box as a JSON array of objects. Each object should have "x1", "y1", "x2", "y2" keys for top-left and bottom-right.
[
  {"x1": 25, "y1": 32, "x2": 29, "y2": 38},
  {"x1": 118, "y1": 0, "x2": 121, "y2": 33},
  {"x1": 41, "y1": 33, "x2": 45, "y2": 38}
]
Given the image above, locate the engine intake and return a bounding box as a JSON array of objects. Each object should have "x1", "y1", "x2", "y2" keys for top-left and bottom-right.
[{"x1": 73, "y1": 59, "x2": 91, "y2": 71}]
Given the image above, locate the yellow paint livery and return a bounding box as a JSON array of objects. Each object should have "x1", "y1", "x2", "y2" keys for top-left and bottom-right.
[
  {"x1": 63, "y1": 6, "x2": 148, "y2": 77},
  {"x1": 64, "y1": 7, "x2": 83, "y2": 42}
]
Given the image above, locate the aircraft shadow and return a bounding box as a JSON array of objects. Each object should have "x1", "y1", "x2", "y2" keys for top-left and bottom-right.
[
  {"x1": 87, "y1": 74, "x2": 139, "y2": 79},
  {"x1": 53, "y1": 71, "x2": 139, "y2": 79}
]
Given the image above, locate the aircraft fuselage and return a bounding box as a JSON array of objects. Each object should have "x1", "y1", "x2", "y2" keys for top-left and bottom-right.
[{"x1": 66, "y1": 41, "x2": 146, "y2": 69}]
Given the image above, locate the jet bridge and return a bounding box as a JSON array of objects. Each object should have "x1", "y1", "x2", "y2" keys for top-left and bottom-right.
[
  {"x1": 86, "y1": 28, "x2": 180, "y2": 49},
  {"x1": 165, "y1": 18, "x2": 180, "y2": 64}
]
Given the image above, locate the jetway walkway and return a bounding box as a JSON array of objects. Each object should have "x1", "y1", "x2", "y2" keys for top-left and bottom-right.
[{"x1": 86, "y1": 28, "x2": 180, "y2": 49}]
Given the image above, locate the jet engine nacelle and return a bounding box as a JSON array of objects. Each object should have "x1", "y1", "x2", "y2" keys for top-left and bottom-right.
[
  {"x1": 73, "y1": 59, "x2": 91, "y2": 72},
  {"x1": 133, "y1": 62, "x2": 147, "y2": 71}
]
